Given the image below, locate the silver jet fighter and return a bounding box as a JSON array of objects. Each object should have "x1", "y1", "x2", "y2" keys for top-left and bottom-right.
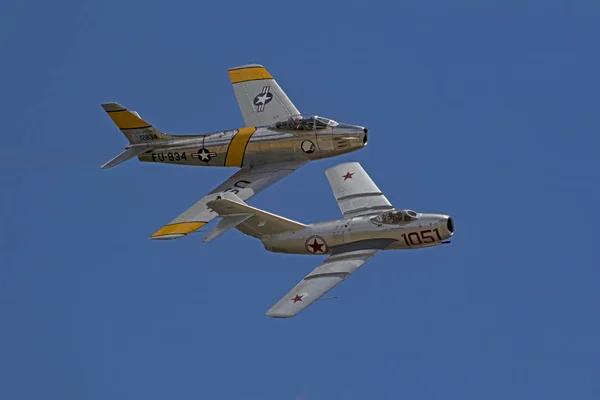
[
  {"x1": 101, "y1": 64, "x2": 367, "y2": 239},
  {"x1": 204, "y1": 162, "x2": 455, "y2": 318}
]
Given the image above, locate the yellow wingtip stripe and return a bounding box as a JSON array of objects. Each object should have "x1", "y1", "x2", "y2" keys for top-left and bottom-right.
[
  {"x1": 228, "y1": 66, "x2": 273, "y2": 84},
  {"x1": 225, "y1": 127, "x2": 256, "y2": 167},
  {"x1": 106, "y1": 110, "x2": 151, "y2": 130},
  {"x1": 151, "y1": 222, "x2": 207, "y2": 237}
]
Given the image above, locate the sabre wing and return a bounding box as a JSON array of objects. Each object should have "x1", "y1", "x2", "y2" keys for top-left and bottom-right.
[
  {"x1": 325, "y1": 162, "x2": 394, "y2": 218},
  {"x1": 150, "y1": 160, "x2": 307, "y2": 239},
  {"x1": 266, "y1": 239, "x2": 396, "y2": 318},
  {"x1": 228, "y1": 64, "x2": 300, "y2": 127}
]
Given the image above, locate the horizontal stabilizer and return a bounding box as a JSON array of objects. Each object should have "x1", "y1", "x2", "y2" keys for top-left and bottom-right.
[
  {"x1": 101, "y1": 145, "x2": 150, "y2": 169},
  {"x1": 201, "y1": 214, "x2": 252, "y2": 243},
  {"x1": 207, "y1": 195, "x2": 305, "y2": 238}
]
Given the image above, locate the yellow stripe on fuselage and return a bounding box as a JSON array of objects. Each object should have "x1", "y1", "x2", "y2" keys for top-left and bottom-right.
[
  {"x1": 228, "y1": 66, "x2": 273, "y2": 84},
  {"x1": 106, "y1": 110, "x2": 151, "y2": 130},
  {"x1": 225, "y1": 127, "x2": 256, "y2": 167},
  {"x1": 151, "y1": 222, "x2": 207, "y2": 237}
]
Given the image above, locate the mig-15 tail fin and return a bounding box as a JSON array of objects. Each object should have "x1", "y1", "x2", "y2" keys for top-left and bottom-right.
[
  {"x1": 204, "y1": 193, "x2": 305, "y2": 241},
  {"x1": 100, "y1": 102, "x2": 172, "y2": 169}
]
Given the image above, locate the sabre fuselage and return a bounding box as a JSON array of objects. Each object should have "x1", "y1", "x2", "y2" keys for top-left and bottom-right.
[
  {"x1": 261, "y1": 213, "x2": 455, "y2": 255},
  {"x1": 137, "y1": 122, "x2": 368, "y2": 168}
]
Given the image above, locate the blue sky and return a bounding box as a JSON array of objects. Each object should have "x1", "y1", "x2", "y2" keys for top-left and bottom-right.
[{"x1": 1, "y1": 1, "x2": 599, "y2": 399}]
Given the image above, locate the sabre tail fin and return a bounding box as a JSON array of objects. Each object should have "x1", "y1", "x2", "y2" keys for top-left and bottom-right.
[
  {"x1": 101, "y1": 102, "x2": 170, "y2": 144},
  {"x1": 205, "y1": 193, "x2": 305, "y2": 239},
  {"x1": 101, "y1": 102, "x2": 172, "y2": 168}
]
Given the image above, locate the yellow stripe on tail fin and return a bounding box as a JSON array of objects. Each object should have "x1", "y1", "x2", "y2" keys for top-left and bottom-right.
[{"x1": 101, "y1": 102, "x2": 170, "y2": 144}]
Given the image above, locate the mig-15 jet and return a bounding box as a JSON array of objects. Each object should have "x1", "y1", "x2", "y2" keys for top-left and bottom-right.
[
  {"x1": 203, "y1": 162, "x2": 455, "y2": 318},
  {"x1": 101, "y1": 64, "x2": 368, "y2": 239}
]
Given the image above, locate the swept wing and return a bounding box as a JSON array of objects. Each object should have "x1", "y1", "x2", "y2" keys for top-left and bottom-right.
[
  {"x1": 325, "y1": 162, "x2": 394, "y2": 218},
  {"x1": 150, "y1": 160, "x2": 307, "y2": 239},
  {"x1": 228, "y1": 64, "x2": 299, "y2": 127},
  {"x1": 266, "y1": 239, "x2": 396, "y2": 318}
]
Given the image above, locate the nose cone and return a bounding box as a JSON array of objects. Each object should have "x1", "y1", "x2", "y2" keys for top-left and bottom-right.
[{"x1": 332, "y1": 123, "x2": 368, "y2": 149}]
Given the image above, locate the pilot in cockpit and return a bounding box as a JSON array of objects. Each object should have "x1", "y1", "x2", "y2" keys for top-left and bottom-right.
[
  {"x1": 372, "y1": 209, "x2": 418, "y2": 225},
  {"x1": 274, "y1": 115, "x2": 337, "y2": 131}
]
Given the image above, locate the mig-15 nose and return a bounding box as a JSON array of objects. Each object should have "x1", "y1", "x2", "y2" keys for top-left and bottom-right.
[
  {"x1": 440, "y1": 215, "x2": 454, "y2": 239},
  {"x1": 446, "y1": 216, "x2": 454, "y2": 234}
]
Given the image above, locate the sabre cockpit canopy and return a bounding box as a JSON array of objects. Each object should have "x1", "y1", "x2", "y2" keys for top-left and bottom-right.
[
  {"x1": 372, "y1": 209, "x2": 419, "y2": 225},
  {"x1": 273, "y1": 115, "x2": 339, "y2": 131}
]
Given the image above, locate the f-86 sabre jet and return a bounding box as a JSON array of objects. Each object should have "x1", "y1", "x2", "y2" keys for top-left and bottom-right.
[
  {"x1": 101, "y1": 64, "x2": 368, "y2": 239},
  {"x1": 204, "y1": 162, "x2": 455, "y2": 318}
]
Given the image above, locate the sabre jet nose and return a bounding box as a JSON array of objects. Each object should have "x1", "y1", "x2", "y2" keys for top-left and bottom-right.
[{"x1": 331, "y1": 122, "x2": 369, "y2": 151}]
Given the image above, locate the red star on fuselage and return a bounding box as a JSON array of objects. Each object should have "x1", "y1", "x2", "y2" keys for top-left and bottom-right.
[
  {"x1": 308, "y1": 239, "x2": 325, "y2": 253},
  {"x1": 292, "y1": 294, "x2": 304, "y2": 303},
  {"x1": 343, "y1": 172, "x2": 354, "y2": 180}
]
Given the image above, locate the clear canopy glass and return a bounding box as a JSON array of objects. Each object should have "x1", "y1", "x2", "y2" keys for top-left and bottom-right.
[
  {"x1": 272, "y1": 114, "x2": 339, "y2": 131},
  {"x1": 371, "y1": 209, "x2": 419, "y2": 225}
]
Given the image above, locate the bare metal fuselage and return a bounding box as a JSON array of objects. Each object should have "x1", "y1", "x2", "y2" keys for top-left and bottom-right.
[
  {"x1": 261, "y1": 213, "x2": 455, "y2": 255},
  {"x1": 137, "y1": 124, "x2": 368, "y2": 168}
]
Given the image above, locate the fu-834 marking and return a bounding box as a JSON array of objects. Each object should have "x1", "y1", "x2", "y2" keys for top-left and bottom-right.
[{"x1": 151, "y1": 152, "x2": 188, "y2": 162}]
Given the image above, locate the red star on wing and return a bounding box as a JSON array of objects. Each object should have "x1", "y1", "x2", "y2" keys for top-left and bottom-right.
[
  {"x1": 343, "y1": 172, "x2": 354, "y2": 181},
  {"x1": 292, "y1": 294, "x2": 304, "y2": 303},
  {"x1": 308, "y1": 238, "x2": 325, "y2": 253}
]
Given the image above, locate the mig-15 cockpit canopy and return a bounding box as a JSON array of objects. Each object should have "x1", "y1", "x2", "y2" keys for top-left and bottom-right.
[
  {"x1": 272, "y1": 115, "x2": 339, "y2": 131},
  {"x1": 371, "y1": 209, "x2": 419, "y2": 225}
]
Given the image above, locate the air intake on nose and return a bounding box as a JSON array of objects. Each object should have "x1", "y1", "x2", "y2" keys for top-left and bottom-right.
[
  {"x1": 447, "y1": 217, "x2": 454, "y2": 234},
  {"x1": 362, "y1": 129, "x2": 368, "y2": 145}
]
